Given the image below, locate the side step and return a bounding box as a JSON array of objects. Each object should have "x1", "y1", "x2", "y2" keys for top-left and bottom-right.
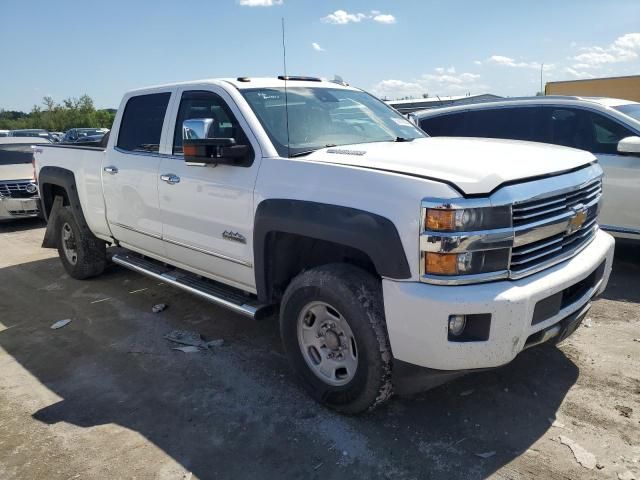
[{"x1": 112, "y1": 252, "x2": 272, "y2": 320}]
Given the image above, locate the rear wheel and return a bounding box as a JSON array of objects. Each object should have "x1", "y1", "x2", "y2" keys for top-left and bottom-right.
[
  {"x1": 56, "y1": 207, "x2": 106, "y2": 279},
  {"x1": 280, "y1": 264, "x2": 393, "y2": 414}
]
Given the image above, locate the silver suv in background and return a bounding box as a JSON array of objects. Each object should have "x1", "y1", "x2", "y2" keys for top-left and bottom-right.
[{"x1": 411, "y1": 97, "x2": 640, "y2": 240}]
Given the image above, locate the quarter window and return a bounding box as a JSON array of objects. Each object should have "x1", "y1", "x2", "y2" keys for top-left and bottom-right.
[{"x1": 117, "y1": 93, "x2": 171, "y2": 153}]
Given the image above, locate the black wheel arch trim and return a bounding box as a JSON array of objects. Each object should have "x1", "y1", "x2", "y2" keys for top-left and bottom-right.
[
  {"x1": 253, "y1": 199, "x2": 411, "y2": 303},
  {"x1": 38, "y1": 166, "x2": 93, "y2": 236}
]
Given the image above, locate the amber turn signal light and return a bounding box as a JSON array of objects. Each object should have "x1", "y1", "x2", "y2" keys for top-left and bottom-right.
[
  {"x1": 425, "y1": 252, "x2": 458, "y2": 275},
  {"x1": 425, "y1": 209, "x2": 456, "y2": 231}
]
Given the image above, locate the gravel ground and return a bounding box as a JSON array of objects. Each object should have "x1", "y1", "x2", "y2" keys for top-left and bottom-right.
[{"x1": 0, "y1": 218, "x2": 638, "y2": 480}]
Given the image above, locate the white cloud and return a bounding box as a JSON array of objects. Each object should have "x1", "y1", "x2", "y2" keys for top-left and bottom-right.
[
  {"x1": 474, "y1": 60, "x2": 482, "y2": 66},
  {"x1": 486, "y1": 55, "x2": 555, "y2": 71},
  {"x1": 370, "y1": 68, "x2": 488, "y2": 99},
  {"x1": 322, "y1": 10, "x2": 367, "y2": 24},
  {"x1": 571, "y1": 32, "x2": 640, "y2": 68},
  {"x1": 372, "y1": 14, "x2": 396, "y2": 24},
  {"x1": 370, "y1": 80, "x2": 425, "y2": 99},
  {"x1": 321, "y1": 10, "x2": 396, "y2": 25},
  {"x1": 311, "y1": 42, "x2": 325, "y2": 52},
  {"x1": 239, "y1": 0, "x2": 282, "y2": 6},
  {"x1": 564, "y1": 67, "x2": 595, "y2": 79}
]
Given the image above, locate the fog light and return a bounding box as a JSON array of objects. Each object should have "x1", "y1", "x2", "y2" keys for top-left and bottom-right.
[{"x1": 448, "y1": 315, "x2": 467, "y2": 336}]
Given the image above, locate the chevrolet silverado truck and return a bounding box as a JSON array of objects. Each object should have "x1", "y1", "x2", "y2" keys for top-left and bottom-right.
[{"x1": 35, "y1": 77, "x2": 615, "y2": 413}]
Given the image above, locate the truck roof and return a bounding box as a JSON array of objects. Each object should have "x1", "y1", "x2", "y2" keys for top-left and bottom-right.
[{"x1": 126, "y1": 77, "x2": 357, "y2": 96}]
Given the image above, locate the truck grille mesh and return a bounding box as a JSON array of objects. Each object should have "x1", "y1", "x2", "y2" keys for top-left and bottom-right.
[
  {"x1": 0, "y1": 181, "x2": 38, "y2": 199},
  {"x1": 510, "y1": 179, "x2": 601, "y2": 276}
]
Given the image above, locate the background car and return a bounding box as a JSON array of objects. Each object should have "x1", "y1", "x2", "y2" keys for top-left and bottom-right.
[
  {"x1": 10, "y1": 129, "x2": 51, "y2": 140},
  {"x1": 0, "y1": 130, "x2": 9, "y2": 137},
  {"x1": 412, "y1": 96, "x2": 640, "y2": 240},
  {"x1": 0, "y1": 136, "x2": 50, "y2": 220},
  {"x1": 62, "y1": 127, "x2": 109, "y2": 143}
]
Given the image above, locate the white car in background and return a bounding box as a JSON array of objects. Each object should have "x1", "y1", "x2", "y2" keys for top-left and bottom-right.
[
  {"x1": 412, "y1": 97, "x2": 640, "y2": 240},
  {"x1": 0, "y1": 137, "x2": 49, "y2": 220}
]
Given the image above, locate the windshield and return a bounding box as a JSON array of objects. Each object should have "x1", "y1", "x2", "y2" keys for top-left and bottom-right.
[
  {"x1": 242, "y1": 87, "x2": 425, "y2": 157},
  {"x1": 614, "y1": 104, "x2": 640, "y2": 123}
]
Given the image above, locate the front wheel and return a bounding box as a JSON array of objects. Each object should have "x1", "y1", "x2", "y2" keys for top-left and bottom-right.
[
  {"x1": 56, "y1": 207, "x2": 106, "y2": 279},
  {"x1": 280, "y1": 264, "x2": 393, "y2": 414}
]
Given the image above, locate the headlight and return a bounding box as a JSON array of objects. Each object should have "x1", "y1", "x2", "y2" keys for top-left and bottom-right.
[
  {"x1": 424, "y1": 206, "x2": 511, "y2": 232},
  {"x1": 421, "y1": 201, "x2": 513, "y2": 283},
  {"x1": 424, "y1": 249, "x2": 511, "y2": 276}
]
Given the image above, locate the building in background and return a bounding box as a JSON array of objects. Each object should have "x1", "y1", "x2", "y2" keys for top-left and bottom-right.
[
  {"x1": 387, "y1": 94, "x2": 502, "y2": 114},
  {"x1": 546, "y1": 75, "x2": 640, "y2": 102}
]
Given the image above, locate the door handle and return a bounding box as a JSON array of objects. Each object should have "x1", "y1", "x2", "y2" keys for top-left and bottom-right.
[
  {"x1": 160, "y1": 174, "x2": 180, "y2": 185},
  {"x1": 103, "y1": 166, "x2": 119, "y2": 174}
]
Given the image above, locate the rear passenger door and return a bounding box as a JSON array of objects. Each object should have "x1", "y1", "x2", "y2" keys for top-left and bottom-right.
[{"x1": 103, "y1": 91, "x2": 173, "y2": 259}]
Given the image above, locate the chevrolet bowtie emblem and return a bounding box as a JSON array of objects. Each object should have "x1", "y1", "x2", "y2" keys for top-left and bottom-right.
[{"x1": 567, "y1": 205, "x2": 587, "y2": 235}]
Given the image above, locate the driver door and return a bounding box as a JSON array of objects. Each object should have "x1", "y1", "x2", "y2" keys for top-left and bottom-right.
[{"x1": 158, "y1": 87, "x2": 262, "y2": 292}]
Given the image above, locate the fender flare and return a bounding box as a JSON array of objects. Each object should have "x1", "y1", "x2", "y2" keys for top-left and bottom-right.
[
  {"x1": 38, "y1": 166, "x2": 92, "y2": 237},
  {"x1": 253, "y1": 199, "x2": 411, "y2": 302}
]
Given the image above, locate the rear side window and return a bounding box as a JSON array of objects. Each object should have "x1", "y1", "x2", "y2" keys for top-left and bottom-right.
[
  {"x1": 420, "y1": 107, "x2": 540, "y2": 142},
  {"x1": 0, "y1": 143, "x2": 38, "y2": 165},
  {"x1": 420, "y1": 113, "x2": 465, "y2": 136},
  {"x1": 117, "y1": 93, "x2": 171, "y2": 153}
]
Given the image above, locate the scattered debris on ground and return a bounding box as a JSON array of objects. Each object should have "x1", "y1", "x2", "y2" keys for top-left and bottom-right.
[
  {"x1": 548, "y1": 418, "x2": 572, "y2": 431},
  {"x1": 460, "y1": 389, "x2": 474, "y2": 397},
  {"x1": 559, "y1": 435, "x2": 597, "y2": 470},
  {"x1": 173, "y1": 346, "x2": 201, "y2": 354},
  {"x1": 583, "y1": 318, "x2": 593, "y2": 328},
  {"x1": 152, "y1": 303, "x2": 168, "y2": 313},
  {"x1": 617, "y1": 471, "x2": 636, "y2": 480},
  {"x1": 50, "y1": 319, "x2": 71, "y2": 330},
  {"x1": 615, "y1": 405, "x2": 633, "y2": 418},
  {"x1": 164, "y1": 329, "x2": 225, "y2": 351},
  {"x1": 474, "y1": 451, "x2": 496, "y2": 459}
]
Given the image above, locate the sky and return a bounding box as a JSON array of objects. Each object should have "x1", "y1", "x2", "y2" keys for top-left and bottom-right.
[{"x1": 1, "y1": 0, "x2": 639, "y2": 111}]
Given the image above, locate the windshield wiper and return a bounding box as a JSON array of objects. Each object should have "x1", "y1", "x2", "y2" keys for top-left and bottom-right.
[
  {"x1": 289, "y1": 144, "x2": 337, "y2": 158},
  {"x1": 394, "y1": 137, "x2": 414, "y2": 142}
]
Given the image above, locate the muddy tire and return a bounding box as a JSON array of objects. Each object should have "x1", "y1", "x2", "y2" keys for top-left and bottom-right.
[
  {"x1": 56, "y1": 207, "x2": 106, "y2": 280},
  {"x1": 280, "y1": 264, "x2": 393, "y2": 414}
]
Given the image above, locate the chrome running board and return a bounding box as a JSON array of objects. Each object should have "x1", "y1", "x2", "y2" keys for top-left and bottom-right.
[{"x1": 112, "y1": 252, "x2": 270, "y2": 319}]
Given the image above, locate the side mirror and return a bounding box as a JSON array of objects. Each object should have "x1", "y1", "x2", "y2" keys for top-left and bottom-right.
[
  {"x1": 617, "y1": 136, "x2": 640, "y2": 156},
  {"x1": 182, "y1": 118, "x2": 251, "y2": 166}
]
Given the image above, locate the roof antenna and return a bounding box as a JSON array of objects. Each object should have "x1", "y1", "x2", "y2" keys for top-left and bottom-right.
[{"x1": 281, "y1": 17, "x2": 291, "y2": 158}]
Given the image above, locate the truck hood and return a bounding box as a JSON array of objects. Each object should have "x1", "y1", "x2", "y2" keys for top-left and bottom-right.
[
  {"x1": 303, "y1": 137, "x2": 596, "y2": 195},
  {"x1": 0, "y1": 164, "x2": 33, "y2": 182}
]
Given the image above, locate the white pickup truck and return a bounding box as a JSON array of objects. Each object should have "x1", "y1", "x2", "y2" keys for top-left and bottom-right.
[{"x1": 35, "y1": 76, "x2": 615, "y2": 413}]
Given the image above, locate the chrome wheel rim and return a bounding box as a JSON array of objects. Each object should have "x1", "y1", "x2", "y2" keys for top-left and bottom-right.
[
  {"x1": 297, "y1": 301, "x2": 358, "y2": 386},
  {"x1": 61, "y1": 222, "x2": 78, "y2": 265}
]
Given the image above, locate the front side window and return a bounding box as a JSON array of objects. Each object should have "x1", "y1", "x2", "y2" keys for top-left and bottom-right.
[
  {"x1": 172, "y1": 90, "x2": 250, "y2": 156},
  {"x1": 589, "y1": 112, "x2": 635, "y2": 154},
  {"x1": 117, "y1": 92, "x2": 171, "y2": 153},
  {"x1": 614, "y1": 104, "x2": 640, "y2": 123},
  {"x1": 539, "y1": 107, "x2": 634, "y2": 154},
  {"x1": 242, "y1": 87, "x2": 425, "y2": 157}
]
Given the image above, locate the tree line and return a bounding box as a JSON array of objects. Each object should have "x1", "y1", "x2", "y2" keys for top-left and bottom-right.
[{"x1": 0, "y1": 95, "x2": 115, "y2": 132}]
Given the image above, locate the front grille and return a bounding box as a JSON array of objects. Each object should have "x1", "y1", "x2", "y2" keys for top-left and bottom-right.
[
  {"x1": 0, "y1": 181, "x2": 38, "y2": 199},
  {"x1": 512, "y1": 179, "x2": 601, "y2": 227},
  {"x1": 510, "y1": 179, "x2": 601, "y2": 276}
]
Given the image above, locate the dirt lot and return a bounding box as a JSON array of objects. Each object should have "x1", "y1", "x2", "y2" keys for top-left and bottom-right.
[{"x1": 0, "y1": 218, "x2": 638, "y2": 480}]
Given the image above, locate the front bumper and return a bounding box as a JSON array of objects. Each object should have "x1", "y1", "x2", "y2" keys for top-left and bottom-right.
[
  {"x1": 0, "y1": 196, "x2": 40, "y2": 220},
  {"x1": 383, "y1": 229, "x2": 615, "y2": 370}
]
